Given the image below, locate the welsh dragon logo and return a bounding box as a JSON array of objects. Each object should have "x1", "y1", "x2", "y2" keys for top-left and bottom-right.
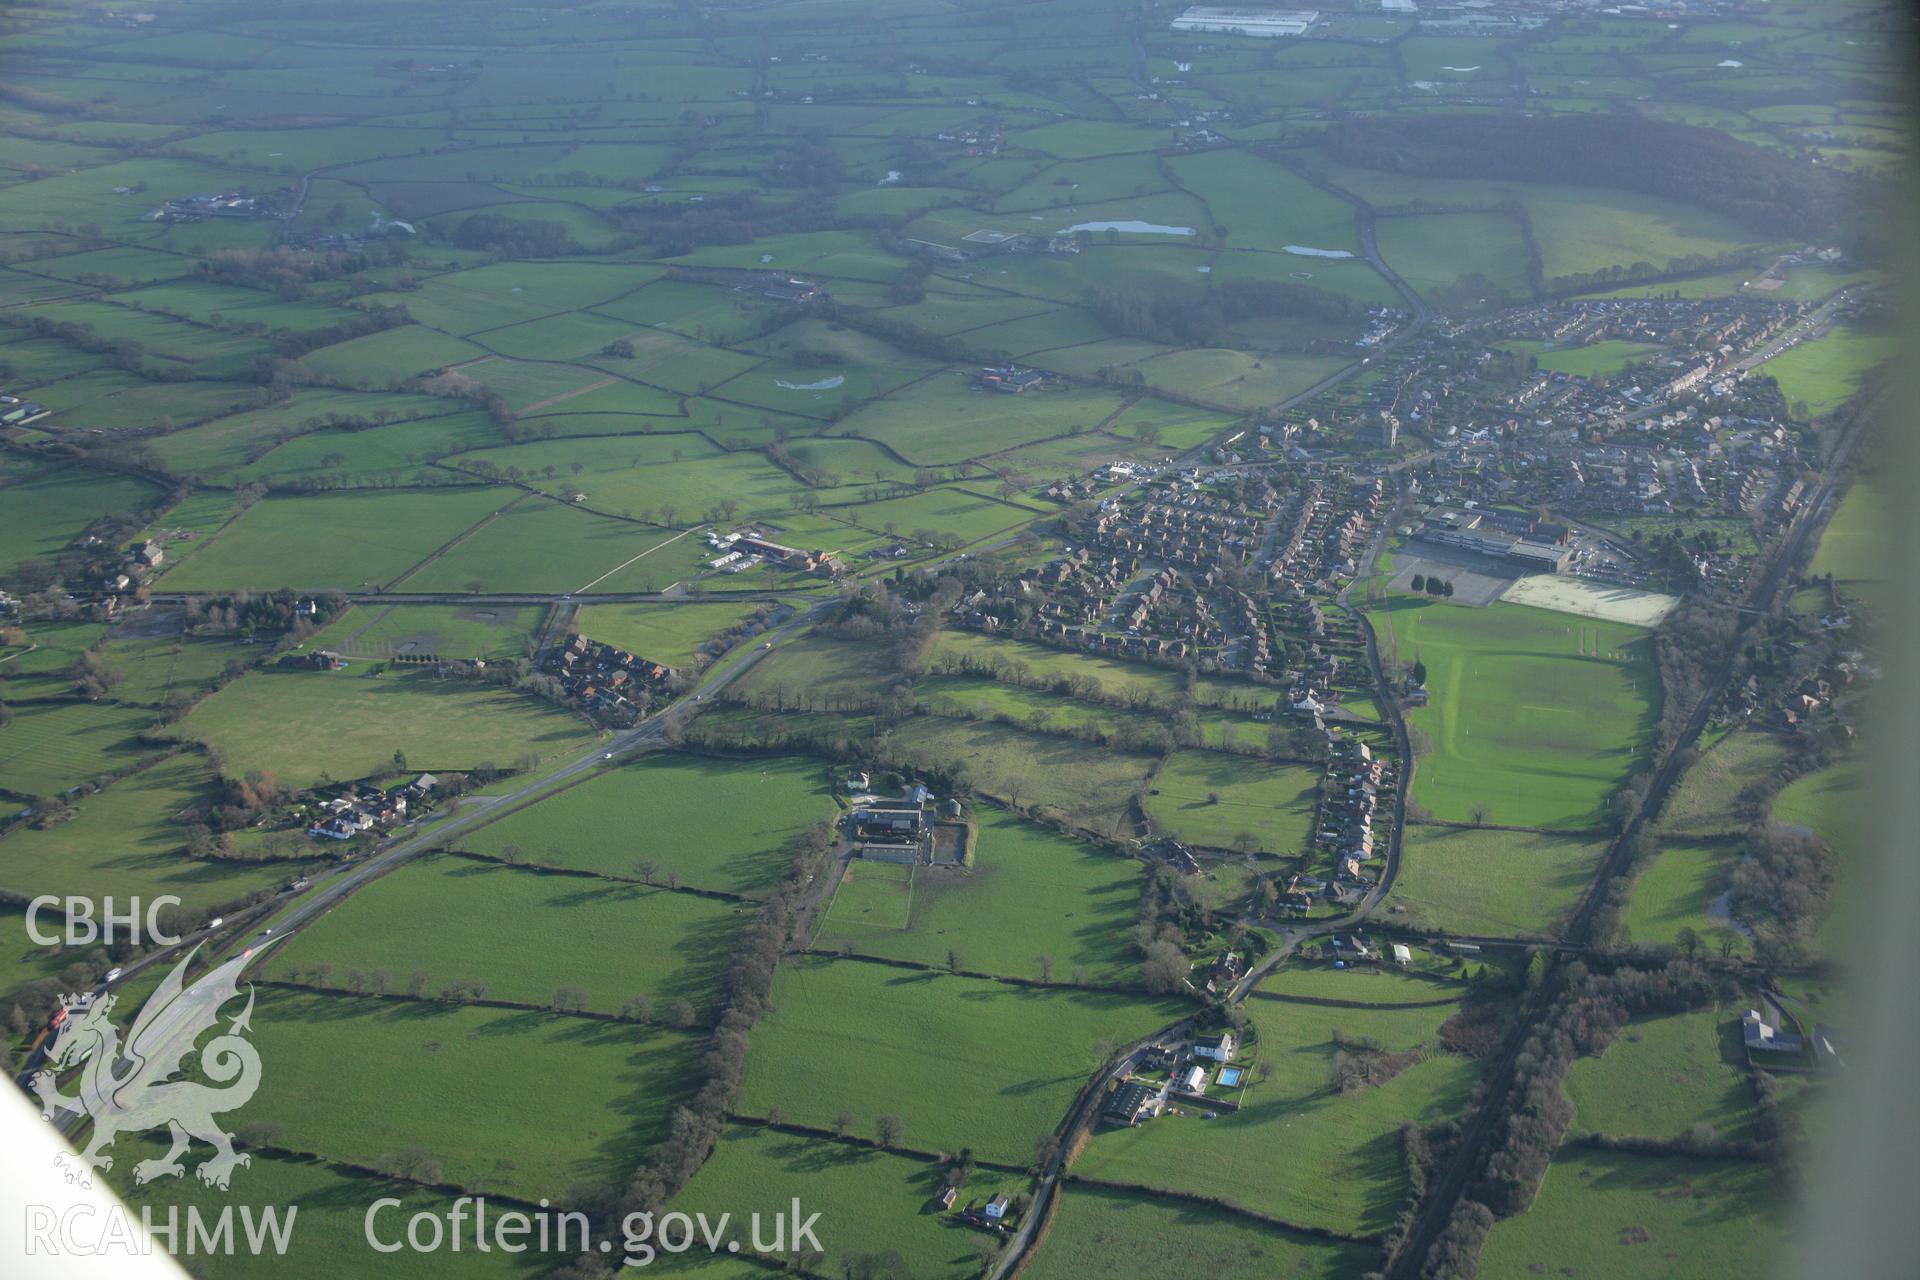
[{"x1": 33, "y1": 945, "x2": 266, "y2": 1190}]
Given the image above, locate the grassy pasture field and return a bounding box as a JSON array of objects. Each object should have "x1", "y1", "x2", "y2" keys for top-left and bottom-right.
[
  {"x1": 1072, "y1": 995, "x2": 1480, "y2": 1235},
  {"x1": 112, "y1": 1141, "x2": 550, "y2": 1280},
  {"x1": 460, "y1": 754, "x2": 832, "y2": 897},
  {"x1": 157, "y1": 488, "x2": 511, "y2": 592},
  {"x1": 1026, "y1": 1183, "x2": 1375, "y2": 1280},
  {"x1": 833, "y1": 379, "x2": 1130, "y2": 467},
  {"x1": 1661, "y1": 728, "x2": 1794, "y2": 837},
  {"x1": 1143, "y1": 751, "x2": 1320, "y2": 855},
  {"x1": 1565, "y1": 1009, "x2": 1763, "y2": 1141},
  {"x1": 1374, "y1": 597, "x2": 1659, "y2": 830},
  {"x1": 1259, "y1": 960, "x2": 1479, "y2": 1006},
  {"x1": 0, "y1": 754, "x2": 292, "y2": 910},
  {"x1": 1623, "y1": 840, "x2": 1747, "y2": 957},
  {"x1": 392, "y1": 500, "x2": 692, "y2": 596},
  {"x1": 144, "y1": 388, "x2": 462, "y2": 479},
  {"x1": 674, "y1": 1124, "x2": 1007, "y2": 1279},
  {"x1": 1772, "y1": 761, "x2": 1865, "y2": 857},
  {"x1": 231, "y1": 414, "x2": 503, "y2": 488},
  {"x1": 0, "y1": 465, "x2": 160, "y2": 581},
  {"x1": 1391, "y1": 825, "x2": 1611, "y2": 939},
  {"x1": 297, "y1": 328, "x2": 489, "y2": 388},
  {"x1": 917, "y1": 675, "x2": 1135, "y2": 739},
  {"x1": 1808, "y1": 477, "x2": 1887, "y2": 600},
  {"x1": 739, "y1": 956, "x2": 1182, "y2": 1165},
  {"x1": 1476, "y1": 1147, "x2": 1786, "y2": 1280},
  {"x1": 573, "y1": 600, "x2": 768, "y2": 667},
  {"x1": 1506, "y1": 339, "x2": 1664, "y2": 378},
  {"x1": 270, "y1": 855, "x2": 747, "y2": 1017},
  {"x1": 1759, "y1": 321, "x2": 1894, "y2": 418},
  {"x1": 1165, "y1": 150, "x2": 1359, "y2": 254},
  {"x1": 1374, "y1": 211, "x2": 1534, "y2": 303},
  {"x1": 0, "y1": 698, "x2": 154, "y2": 797},
  {"x1": 815, "y1": 806, "x2": 1144, "y2": 983},
  {"x1": 172, "y1": 666, "x2": 596, "y2": 787},
  {"x1": 923, "y1": 632, "x2": 1184, "y2": 705},
  {"x1": 885, "y1": 717, "x2": 1157, "y2": 833},
  {"x1": 309, "y1": 603, "x2": 546, "y2": 662},
  {"x1": 246, "y1": 989, "x2": 696, "y2": 1200}
]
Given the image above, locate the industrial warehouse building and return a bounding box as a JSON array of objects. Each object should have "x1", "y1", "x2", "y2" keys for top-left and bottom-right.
[{"x1": 1169, "y1": 7, "x2": 1319, "y2": 37}]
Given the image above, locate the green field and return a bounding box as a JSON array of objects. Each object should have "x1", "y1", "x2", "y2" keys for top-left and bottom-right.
[
  {"x1": 674, "y1": 1124, "x2": 1007, "y2": 1278},
  {"x1": 1477, "y1": 1147, "x2": 1786, "y2": 1280},
  {"x1": 1391, "y1": 825, "x2": 1610, "y2": 939},
  {"x1": 1772, "y1": 761, "x2": 1865, "y2": 857},
  {"x1": 1026, "y1": 1183, "x2": 1375, "y2": 1280},
  {"x1": 1375, "y1": 598, "x2": 1659, "y2": 829},
  {"x1": 816, "y1": 806, "x2": 1143, "y2": 983},
  {"x1": 246, "y1": 989, "x2": 696, "y2": 1200},
  {"x1": 1565, "y1": 1009, "x2": 1763, "y2": 1141},
  {"x1": 271, "y1": 854, "x2": 747, "y2": 1017},
  {"x1": 0, "y1": 0, "x2": 1891, "y2": 1268},
  {"x1": 308, "y1": 603, "x2": 547, "y2": 662},
  {"x1": 0, "y1": 698, "x2": 154, "y2": 797},
  {"x1": 113, "y1": 1141, "x2": 551, "y2": 1280},
  {"x1": 574, "y1": 600, "x2": 771, "y2": 667},
  {"x1": 1072, "y1": 995, "x2": 1480, "y2": 1235},
  {"x1": 738, "y1": 955, "x2": 1182, "y2": 1165},
  {"x1": 0, "y1": 465, "x2": 159, "y2": 581},
  {"x1": 1623, "y1": 840, "x2": 1747, "y2": 956},
  {"x1": 1506, "y1": 339, "x2": 1664, "y2": 378},
  {"x1": 461, "y1": 754, "x2": 832, "y2": 896},
  {"x1": 173, "y1": 666, "x2": 597, "y2": 787},
  {"x1": 1143, "y1": 751, "x2": 1321, "y2": 855},
  {"x1": 885, "y1": 717, "x2": 1157, "y2": 834},
  {"x1": 0, "y1": 754, "x2": 291, "y2": 910},
  {"x1": 158, "y1": 489, "x2": 512, "y2": 592},
  {"x1": 1375, "y1": 211, "x2": 1533, "y2": 304},
  {"x1": 1808, "y1": 477, "x2": 1888, "y2": 603},
  {"x1": 1661, "y1": 728, "x2": 1794, "y2": 836},
  {"x1": 1760, "y1": 321, "x2": 1895, "y2": 418}
]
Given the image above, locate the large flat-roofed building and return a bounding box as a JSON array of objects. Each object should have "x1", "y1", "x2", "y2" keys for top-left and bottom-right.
[{"x1": 1169, "y1": 7, "x2": 1319, "y2": 37}]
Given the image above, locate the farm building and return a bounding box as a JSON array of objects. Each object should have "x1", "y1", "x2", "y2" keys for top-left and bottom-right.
[
  {"x1": 1169, "y1": 6, "x2": 1318, "y2": 37},
  {"x1": 1743, "y1": 1009, "x2": 1803, "y2": 1054},
  {"x1": 1104, "y1": 1082, "x2": 1158, "y2": 1127}
]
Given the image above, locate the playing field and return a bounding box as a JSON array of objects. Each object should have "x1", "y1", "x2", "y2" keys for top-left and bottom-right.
[
  {"x1": 1499, "y1": 575, "x2": 1679, "y2": 627},
  {"x1": 1375, "y1": 597, "x2": 1660, "y2": 829}
]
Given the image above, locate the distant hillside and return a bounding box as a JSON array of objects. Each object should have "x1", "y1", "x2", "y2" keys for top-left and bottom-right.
[{"x1": 1320, "y1": 115, "x2": 1857, "y2": 241}]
